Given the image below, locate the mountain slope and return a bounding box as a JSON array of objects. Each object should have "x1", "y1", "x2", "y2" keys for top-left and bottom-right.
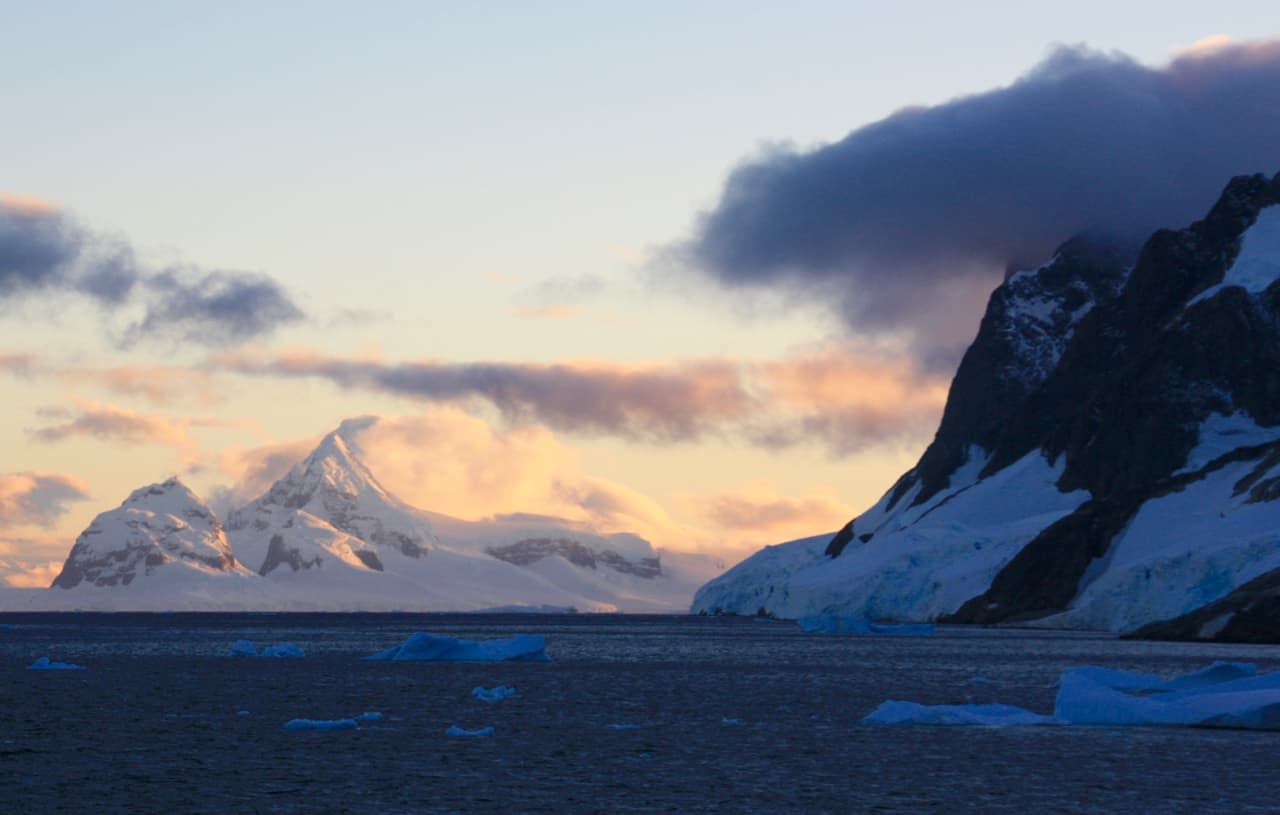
[{"x1": 696, "y1": 172, "x2": 1280, "y2": 632}]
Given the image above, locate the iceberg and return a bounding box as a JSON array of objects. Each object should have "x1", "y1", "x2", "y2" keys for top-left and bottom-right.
[
  {"x1": 472, "y1": 685, "x2": 518, "y2": 703},
  {"x1": 27, "y1": 657, "x2": 84, "y2": 671},
  {"x1": 862, "y1": 701, "x2": 1057, "y2": 726},
  {"x1": 606, "y1": 723, "x2": 640, "y2": 730},
  {"x1": 355, "y1": 711, "x2": 383, "y2": 722},
  {"x1": 284, "y1": 718, "x2": 358, "y2": 731},
  {"x1": 797, "y1": 614, "x2": 934, "y2": 636},
  {"x1": 446, "y1": 725, "x2": 495, "y2": 737},
  {"x1": 1054, "y1": 669, "x2": 1280, "y2": 729},
  {"x1": 365, "y1": 632, "x2": 550, "y2": 662}
]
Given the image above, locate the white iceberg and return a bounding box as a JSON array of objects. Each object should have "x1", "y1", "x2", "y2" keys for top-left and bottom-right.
[
  {"x1": 797, "y1": 614, "x2": 934, "y2": 636},
  {"x1": 862, "y1": 701, "x2": 1057, "y2": 726},
  {"x1": 27, "y1": 656, "x2": 84, "y2": 671},
  {"x1": 355, "y1": 711, "x2": 383, "y2": 722},
  {"x1": 260, "y1": 643, "x2": 305, "y2": 658},
  {"x1": 365, "y1": 632, "x2": 550, "y2": 662},
  {"x1": 284, "y1": 718, "x2": 358, "y2": 731},
  {"x1": 472, "y1": 685, "x2": 518, "y2": 703},
  {"x1": 446, "y1": 725, "x2": 495, "y2": 737}
]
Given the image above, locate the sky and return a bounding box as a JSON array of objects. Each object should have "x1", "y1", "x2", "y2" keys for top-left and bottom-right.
[{"x1": 2, "y1": 1, "x2": 1278, "y2": 587}]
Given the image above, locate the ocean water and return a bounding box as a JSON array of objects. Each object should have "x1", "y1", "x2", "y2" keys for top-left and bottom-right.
[{"x1": 2, "y1": 613, "x2": 1279, "y2": 814}]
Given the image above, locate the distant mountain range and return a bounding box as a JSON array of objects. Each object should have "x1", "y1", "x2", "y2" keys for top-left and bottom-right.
[
  {"x1": 5, "y1": 423, "x2": 721, "y2": 612},
  {"x1": 695, "y1": 171, "x2": 1280, "y2": 642}
]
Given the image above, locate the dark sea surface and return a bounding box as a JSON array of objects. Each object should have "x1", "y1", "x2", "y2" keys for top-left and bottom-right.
[{"x1": 2, "y1": 613, "x2": 1280, "y2": 814}]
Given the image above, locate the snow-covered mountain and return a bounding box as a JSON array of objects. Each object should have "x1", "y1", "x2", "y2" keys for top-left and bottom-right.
[
  {"x1": 49, "y1": 477, "x2": 257, "y2": 591},
  {"x1": 695, "y1": 171, "x2": 1280, "y2": 635},
  {"x1": 23, "y1": 423, "x2": 722, "y2": 612}
]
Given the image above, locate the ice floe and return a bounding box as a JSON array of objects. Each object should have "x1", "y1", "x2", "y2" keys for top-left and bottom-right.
[
  {"x1": 284, "y1": 718, "x2": 358, "y2": 730},
  {"x1": 472, "y1": 685, "x2": 518, "y2": 702},
  {"x1": 365, "y1": 632, "x2": 550, "y2": 662},
  {"x1": 355, "y1": 711, "x2": 383, "y2": 722},
  {"x1": 229, "y1": 640, "x2": 305, "y2": 657},
  {"x1": 863, "y1": 701, "x2": 1057, "y2": 726},
  {"x1": 446, "y1": 725, "x2": 495, "y2": 737},
  {"x1": 27, "y1": 656, "x2": 84, "y2": 670}
]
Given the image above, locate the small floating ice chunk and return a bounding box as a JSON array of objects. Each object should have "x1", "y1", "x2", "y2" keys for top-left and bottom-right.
[
  {"x1": 446, "y1": 725, "x2": 495, "y2": 737},
  {"x1": 355, "y1": 712, "x2": 383, "y2": 722},
  {"x1": 797, "y1": 615, "x2": 934, "y2": 636},
  {"x1": 472, "y1": 685, "x2": 518, "y2": 703},
  {"x1": 606, "y1": 723, "x2": 640, "y2": 730},
  {"x1": 721, "y1": 717, "x2": 745, "y2": 725},
  {"x1": 966, "y1": 676, "x2": 995, "y2": 684},
  {"x1": 260, "y1": 643, "x2": 305, "y2": 658},
  {"x1": 284, "y1": 718, "x2": 358, "y2": 731},
  {"x1": 27, "y1": 656, "x2": 84, "y2": 671},
  {"x1": 229, "y1": 640, "x2": 258, "y2": 657},
  {"x1": 365, "y1": 632, "x2": 550, "y2": 662},
  {"x1": 862, "y1": 701, "x2": 1058, "y2": 726},
  {"x1": 237, "y1": 710, "x2": 251, "y2": 717}
]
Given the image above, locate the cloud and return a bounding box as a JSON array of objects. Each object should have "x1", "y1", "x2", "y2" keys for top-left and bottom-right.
[
  {"x1": 27, "y1": 398, "x2": 257, "y2": 470},
  {"x1": 215, "y1": 341, "x2": 948, "y2": 455},
  {"x1": 0, "y1": 351, "x2": 224, "y2": 405},
  {"x1": 673, "y1": 40, "x2": 1280, "y2": 351},
  {"x1": 690, "y1": 484, "x2": 855, "y2": 541},
  {"x1": 0, "y1": 195, "x2": 303, "y2": 346},
  {"x1": 0, "y1": 472, "x2": 91, "y2": 528},
  {"x1": 31, "y1": 399, "x2": 197, "y2": 447},
  {"x1": 218, "y1": 349, "x2": 754, "y2": 443}
]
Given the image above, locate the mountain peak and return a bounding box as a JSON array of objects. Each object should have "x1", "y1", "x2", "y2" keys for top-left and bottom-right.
[
  {"x1": 52, "y1": 479, "x2": 245, "y2": 589},
  {"x1": 225, "y1": 422, "x2": 437, "y2": 572}
]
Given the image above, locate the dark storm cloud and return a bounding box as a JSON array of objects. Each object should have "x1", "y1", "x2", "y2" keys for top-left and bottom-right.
[
  {"x1": 122, "y1": 268, "x2": 304, "y2": 347},
  {"x1": 0, "y1": 198, "x2": 303, "y2": 346},
  {"x1": 678, "y1": 40, "x2": 1280, "y2": 335}
]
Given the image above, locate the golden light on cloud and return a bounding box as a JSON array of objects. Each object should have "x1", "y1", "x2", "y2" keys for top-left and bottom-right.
[
  {"x1": 1174, "y1": 34, "x2": 1233, "y2": 57},
  {"x1": 0, "y1": 192, "x2": 59, "y2": 215}
]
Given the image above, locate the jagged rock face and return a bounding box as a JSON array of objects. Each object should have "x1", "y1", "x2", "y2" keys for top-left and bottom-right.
[
  {"x1": 697, "y1": 172, "x2": 1280, "y2": 633},
  {"x1": 226, "y1": 430, "x2": 437, "y2": 572},
  {"x1": 901, "y1": 238, "x2": 1132, "y2": 509},
  {"x1": 51, "y1": 478, "x2": 243, "y2": 589},
  {"x1": 950, "y1": 174, "x2": 1280, "y2": 624},
  {"x1": 487, "y1": 537, "x2": 662, "y2": 579}
]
